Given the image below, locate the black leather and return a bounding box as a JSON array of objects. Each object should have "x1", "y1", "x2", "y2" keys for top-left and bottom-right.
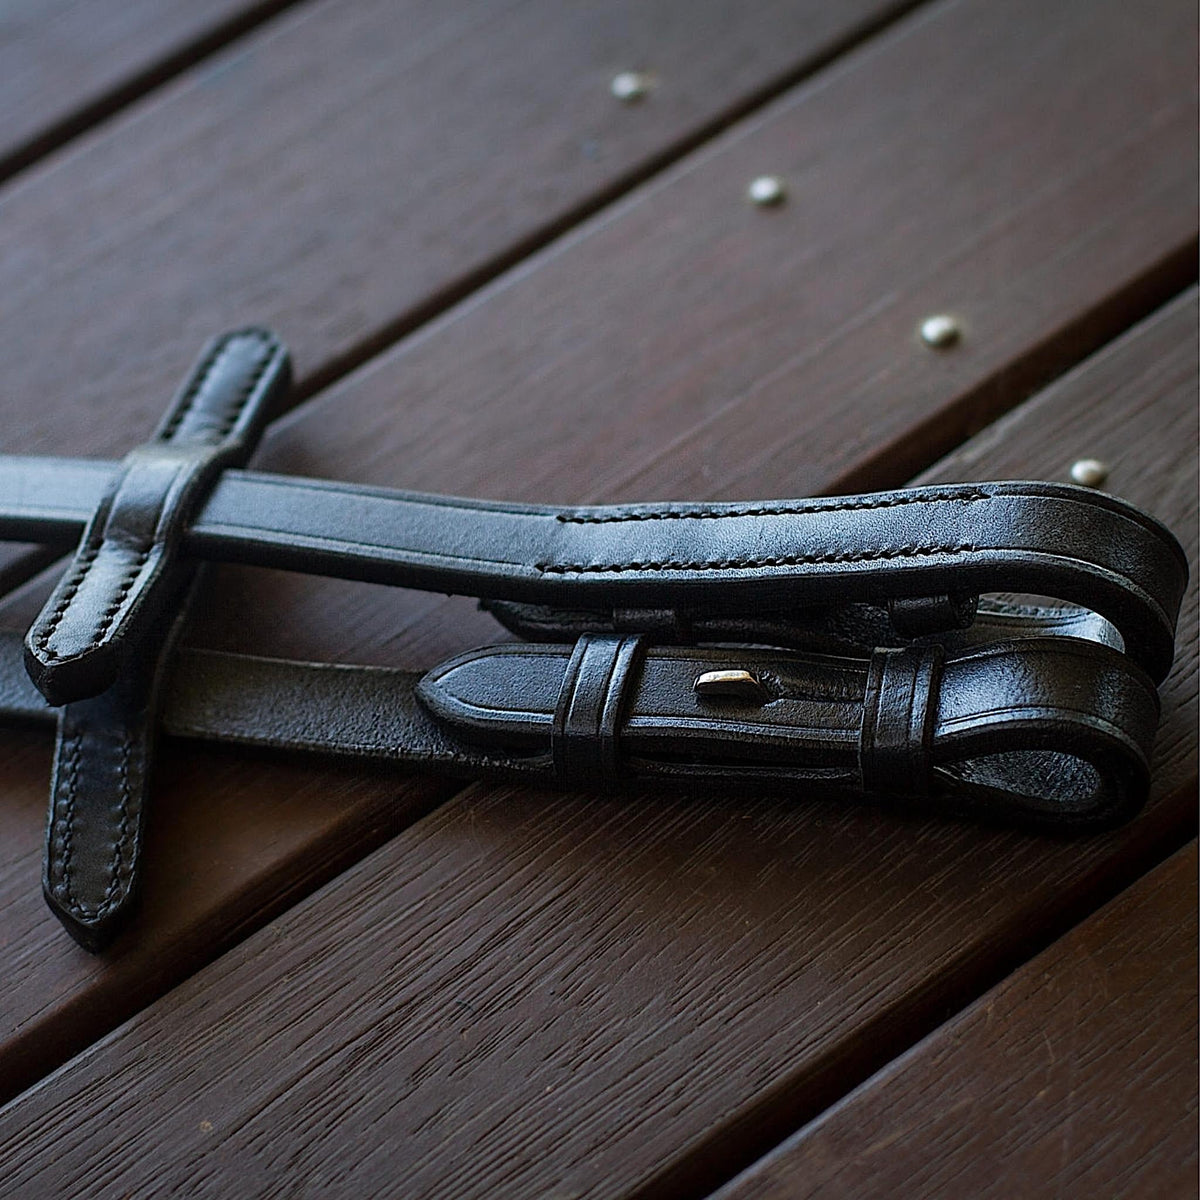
[
  {"x1": 480, "y1": 595, "x2": 1129, "y2": 657},
  {"x1": 0, "y1": 628, "x2": 1159, "y2": 833},
  {"x1": 24, "y1": 329, "x2": 289, "y2": 704},
  {"x1": 858, "y1": 644, "x2": 944, "y2": 796},
  {"x1": 0, "y1": 469, "x2": 1186, "y2": 684},
  {"x1": 549, "y1": 633, "x2": 645, "y2": 786},
  {"x1": 30, "y1": 330, "x2": 290, "y2": 949},
  {"x1": 42, "y1": 598, "x2": 192, "y2": 950},
  {"x1": 416, "y1": 634, "x2": 1158, "y2": 826},
  {"x1": 0, "y1": 328, "x2": 1186, "y2": 951}
]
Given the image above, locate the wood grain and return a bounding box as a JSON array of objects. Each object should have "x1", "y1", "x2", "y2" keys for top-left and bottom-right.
[
  {"x1": 0, "y1": 0, "x2": 907, "y2": 458},
  {"x1": 714, "y1": 842, "x2": 1199, "y2": 1200},
  {"x1": 0, "y1": 0, "x2": 1193, "y2": 1117},
  {"x1": 0, "y1": 0, "x2": 910, "y2": 595},
  {"x1": 0, "y1": 0, "x2": 302, "y2": 183},
  {"x1": 0, "y1": 288, "x2": 1192, "y2": 1199}
]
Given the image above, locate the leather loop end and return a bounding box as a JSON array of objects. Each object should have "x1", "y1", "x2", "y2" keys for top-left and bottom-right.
[
  {"x1": 42, "y1": 879, "x2": 137, "y2": 953},
  {"x1": 23, "y1": 329, "x2": 291, "y2": 706}
]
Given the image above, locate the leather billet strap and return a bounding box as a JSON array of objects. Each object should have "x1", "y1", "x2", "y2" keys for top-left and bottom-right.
[
  {"x1": 42, "y1": 594, "x2": 194, "y2": 950},
  {"x1": 30, "y1": 330, "x2": 291, "y2": 949},
  {"x1": 0, "y1": 466, "x2": 1187, "y2": 685},
  {"x1": 0, "y1": 629, "x2": 1159, "y2": 834}
]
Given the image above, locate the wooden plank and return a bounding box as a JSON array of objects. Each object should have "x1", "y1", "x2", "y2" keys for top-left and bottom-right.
[
  {"x1": 714, "y1": 843, "x2": 1199, "y2": 1200},
  {"x1": 0, "y1": 0, "x2": 921, "y2": 1099},
  {"x1": 0, "y1": 0, "x2": 907, "y2": 460},
  {"x1": 0, "y1": 285, "x2": 1193, "y2": 1196},
  {"x1": 0, "y1": 0, "x2": 299, "y2": 183},
  {"x1": 0, "y1": 0, "x2": 1192, "y2": 1113}
]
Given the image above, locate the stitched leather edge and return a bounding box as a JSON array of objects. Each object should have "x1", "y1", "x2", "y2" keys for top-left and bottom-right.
[
  {"x1": 536, "y1": 542, "x2": 973, "y2": 574},
  {"x1": 35, "y1": 333, "x2": 275, "y2": 661},
  {"x1": 555, "y1": 488, "x2": 989, "y2": 523}
]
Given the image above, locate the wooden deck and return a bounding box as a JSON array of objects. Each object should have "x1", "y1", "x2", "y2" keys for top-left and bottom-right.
[{"x1": 0, "y1": 1, "x2": 1195, "y2": 1195}]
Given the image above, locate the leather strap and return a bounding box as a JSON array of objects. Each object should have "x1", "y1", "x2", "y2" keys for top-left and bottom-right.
[
  {"x1": 0, "y1": 466, "x2": 1186, "y2": 684},
  {"x1": 32, "y1": 331, "x2": 290, "y2": 949},
  {"x1": 0, "y1": 628, "x2": 1159, "y2": 833},
  {"x1": 550, "y1": 634, "x2": 644, "y2": 786},
  {"x1": 24, "y1": 329, "x2": 289, "y2": 704},
  {"x1": 481, "y1": 595, "x2": 1128, "y2": 657},
  {"x1": 43, "y1": 597, "x2": 191, "y2": 950},
  {"x1": 0, "y1": 328, "x2": 1184, "y2": 951},
  {"x1": 859, "y1": 645, "x2": 944, "y2": 796}
]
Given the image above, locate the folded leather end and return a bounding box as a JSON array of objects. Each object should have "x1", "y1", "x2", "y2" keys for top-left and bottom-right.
[
  {"x1": 23, "y1": 638, "x2": 117, "y2": 708},
  {"x1": 173, "y1": 327, "x2": 293, "y2": 444},
  {"x1": 42, "y1": 879, "x2": 136, "y2": 953},
  {"x1": 416, "y1": 644, "x2": 559, "y2": 749}
]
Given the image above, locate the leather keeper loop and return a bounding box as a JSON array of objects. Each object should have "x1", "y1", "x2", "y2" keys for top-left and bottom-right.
[
  {"x1": 859, "y1": 644, "x2": 945, "y2": 796},
  {"x1": 551, "y1": 634, "x2": 644, "y2": 787},
  {"x1": 888, "y1": 593, "x2": 977, "y2": 637},
  {"x1": 24, "y1": 329, "x2": 289, "y2": 705}
]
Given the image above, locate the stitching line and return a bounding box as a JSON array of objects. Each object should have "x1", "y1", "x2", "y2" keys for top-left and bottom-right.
[
  {"x1": 536, "y1": 542, "x2": 974, "y2": 575},
  {"x1": 89, "y1": 546, "x2": 151, "y2": 646},
  {"x1": 37, "y1": 545, "x2": 151, "y2": 658},
  {"x1": 52, "y1": 731, "x2": 82, "y2": 900},
  {"x1": 555, "y1": 488, "x2": 988, "y2": 524},
  {"x1": 159, "y1": 328, "x2": 275, "y2": 444},
  {"x1": 56, "y1": 731, "x2": 136, "y2": 919},
  {"x1": 33, "y1": 547, "x2": 99, "y2": 651}
]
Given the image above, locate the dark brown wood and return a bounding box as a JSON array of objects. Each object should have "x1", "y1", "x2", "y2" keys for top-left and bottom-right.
[
  {"x1": 0, "y1": 0, "x2": 1193, "y2": 1117},
  {"x1": 193, "y1": 0, "x2": 1198, "y2": 673},
  {"x1": 0, "y1": 0, "x2": 907, "y2": 459},
  {"x1": 0, "y1": 0, "x2": 301, "y2": 183},
  {"x1": 0, "y1": 286, "x2": 1192, "y2": 1197},
  {"x1": 714, "y1": 842, "x2": 1200, "y2": 1200}
]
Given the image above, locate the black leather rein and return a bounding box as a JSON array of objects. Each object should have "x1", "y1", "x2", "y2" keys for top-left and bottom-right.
[{"x1": 0, "y1": 330, "x2": 1186, "y2": 950}]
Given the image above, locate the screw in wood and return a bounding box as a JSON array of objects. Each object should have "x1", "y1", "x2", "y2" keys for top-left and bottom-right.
[
  {"x1": 611, "y1": 72, "x2": 650, "y2": 102},
  {"x1": 1069, "y1": 458, "x2": 1110, "y2": 487},
  {"x1": 919, "y1": 314, "x2": 961, "y2": 348},
  {"x1": 747, "y1": 175, "x2": 787, "y2": 207}
]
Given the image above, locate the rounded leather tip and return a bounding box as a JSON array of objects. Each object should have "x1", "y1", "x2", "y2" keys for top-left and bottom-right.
[
  {"x1": 42, "y1": 882, "x2": 133, "y2": 954},
  {"x1": 23, "y1": 639, "x2": 116, "y2": 707}
]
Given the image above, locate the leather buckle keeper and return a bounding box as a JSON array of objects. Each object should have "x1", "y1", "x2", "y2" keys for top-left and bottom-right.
[{"x1": 858, "y1": 645, "x2": 944, "y2": 797}]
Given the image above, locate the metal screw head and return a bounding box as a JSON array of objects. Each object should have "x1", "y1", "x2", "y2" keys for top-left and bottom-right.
[
  {"x1": 1070, "y1": 458, "x2": 1110, "y2": 487},
  {"x1": 747, "y1": 175, "x2": 786, "y2": 207},
  {"x1": 611, "y1": 71, "x2": 650, "y2": 102},
  {"x1": 919, "y1": 314, "x2": 961, "y2": 349}
]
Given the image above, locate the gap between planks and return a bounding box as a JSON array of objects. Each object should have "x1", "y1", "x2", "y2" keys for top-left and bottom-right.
[
  {"x1": 709, "y1": 842, "x2": 1199, "y2": 1200},
  {"x1": 0, "y1": 0, "x2": 311, "y2": 186}
]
